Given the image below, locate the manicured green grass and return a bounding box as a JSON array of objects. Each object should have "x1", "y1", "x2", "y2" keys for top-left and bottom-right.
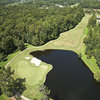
[
  {"x1": 9, "y1": 48, "x2": 52, "y2": 99},
  {"x1": 1, "y1": 14, "x2": 100, "y2": 100},
  {"x1": 13, "y1": 60, "x2": 51, "y2": 86},
  {"x1": 0, "y1": 95, "x2": 10, "y2": 100},
  {"x1": 81, "y1": 45, "x2": 100, "y2": 74}
]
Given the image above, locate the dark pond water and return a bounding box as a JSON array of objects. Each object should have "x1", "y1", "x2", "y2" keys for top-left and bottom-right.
[{"x1": 30, "y1": 50, "x2": 100, "y2": 100}]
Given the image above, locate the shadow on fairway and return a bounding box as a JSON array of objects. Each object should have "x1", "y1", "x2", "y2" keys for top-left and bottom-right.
[{"x1": 14, "y1": 78, "x2": 26, "y2": 95}]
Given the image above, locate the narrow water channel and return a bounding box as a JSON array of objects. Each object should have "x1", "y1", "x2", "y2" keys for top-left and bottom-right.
[{"x1": 30, "y1": 50, "x2": 100, "y2": 100}]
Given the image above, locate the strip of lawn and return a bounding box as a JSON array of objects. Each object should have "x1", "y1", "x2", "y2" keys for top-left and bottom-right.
[
  {"x1": 81, "y1": 45, "x2": 100, "y2": 74},
  {"x1": 0, "y1": 95, "x2": 10, "y2": 100}
]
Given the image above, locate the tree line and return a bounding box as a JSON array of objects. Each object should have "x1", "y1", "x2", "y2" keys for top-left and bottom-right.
[
  {"x1": 0, "y1": 0, "x2": 100, "y2": 6},
  {"x1": 0, "y1": 0, "x2": 20, "y2": 5},
  {"x1": 34, "y1": 0, "x2": 81, "y2": 5},
  {"x1": 80, "y1": 0, "x2": 100, "y2": 9},
  {"x1": 84, "y1": 15, "x2": 100, "y2": 67},
  {"x1": 0, "y1": 3, "x2": 84, "y2": 61}
]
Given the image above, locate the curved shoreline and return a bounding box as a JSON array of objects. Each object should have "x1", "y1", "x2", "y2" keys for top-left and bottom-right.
[{"x1": 1, "y1": 14, "x2": 100, "y2": 99}]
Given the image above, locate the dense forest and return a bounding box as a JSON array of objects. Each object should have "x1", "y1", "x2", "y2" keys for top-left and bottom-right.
[
  {"x1": 0, "y1": 0, "x2": 100, "y2": 6},
  {"x1": 0, "y1": 66, "x2": 26, "y2": 98},
  {"x1": 0, "y1": 2, "x2": 84, "y2": 61},
  {"x1": 0, "y1": 0, "x2": 20, "y2": 5},
  {"x1": 34, "y1": 0, "x2": 82, "y2": 5},
  {"x1": 80, "y1": 1, "x2": 100, "y2": 9},
  {"x1": 0, "y1": 0, "x2": 80, "y2": 5},
  {"x1": 84, "y1": 15, "x2": 100, "y2": 67}
]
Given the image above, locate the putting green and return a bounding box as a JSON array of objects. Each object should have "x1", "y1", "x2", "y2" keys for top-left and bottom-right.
[
  {"x1": 14, "y1": 60, "x2": 50, "y2": 86},
  {"x1": 10, "y1": 56, "x2": 52, "y2": 99}
]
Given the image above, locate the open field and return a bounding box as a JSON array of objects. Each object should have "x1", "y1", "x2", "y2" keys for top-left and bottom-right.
[{"x1": 1, "y1": 14, "x2": 100, "y2": 100}]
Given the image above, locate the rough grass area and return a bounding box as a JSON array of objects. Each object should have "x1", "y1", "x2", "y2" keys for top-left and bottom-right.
[{"x1": 1, "y1": 14, "x2": 100, "y2": 100}]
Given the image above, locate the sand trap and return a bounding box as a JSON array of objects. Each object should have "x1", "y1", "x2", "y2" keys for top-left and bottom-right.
[
  {"x1": 31, "y1": 57, "x2": 41, "y2": 66},
  {"x1": 25, "y1": 57, "x2": 30, "y2": 60}
]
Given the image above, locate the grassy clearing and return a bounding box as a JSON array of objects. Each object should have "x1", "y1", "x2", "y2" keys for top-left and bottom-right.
[{"x1": 1, "y1": 14, "x2": 100, "y2": 99}]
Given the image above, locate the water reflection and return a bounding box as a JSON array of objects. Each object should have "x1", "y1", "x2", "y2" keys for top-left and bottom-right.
[{"x1": 30, "y1": 49, "x2": 53, "y2": 57}]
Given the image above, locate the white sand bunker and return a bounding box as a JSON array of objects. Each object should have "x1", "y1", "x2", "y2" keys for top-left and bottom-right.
[
  {"x1": 25, "y1": 57, "x2": 30, "y2": 60},
  {"x1": 31, "y1": 57, "x2": 41, "y2": 66}
]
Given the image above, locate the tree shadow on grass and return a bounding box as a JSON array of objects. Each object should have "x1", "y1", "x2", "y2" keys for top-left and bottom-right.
[
  {"x1": 14, "y1": 78, "x2": 26, "y2": 95},
  {"x1": 0, "y1": 90, "x2": 2, "y2": 96},
  {"x1": 3, "y1": 58, "x2": 7, "y2": 62},
  {"x1": 0, "y1": 66, "x2": 26, "y2": 98}
]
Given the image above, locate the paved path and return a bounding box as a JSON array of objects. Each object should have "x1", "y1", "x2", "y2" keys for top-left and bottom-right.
[{"x1": 16, "y1": 92, "x2": 30, "y2": 100}]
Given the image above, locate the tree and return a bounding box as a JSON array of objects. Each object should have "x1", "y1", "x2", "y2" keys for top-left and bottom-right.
[
  {"x1": 87, "y1": 15, "x2": 96, "y2": 28},
  {"x1": 0, "y1": 67, "x2": 14, "y2": 96},
  {"x1": 40, "y1": 85, "x2": 50, "y2": 100},
  {"x1": 0, "y1": 66, "x2": 26, "y2": 97},
  {"x1": 78, "y1": 53, "x2": 82, "y2": 58},
  {"x1": 0, "y1": 52, "x2": 5, "y2": 61},
  {"x1": 1, "y1": 36, "x2": 17, "y2": 54},
  {"x1": 0, "y1": 2, "x2": 84, "y2": 60},
  {"x1": 84, "y1": 15, "x2": 100, "y2": 69},
  {"x1": 14, "y1": 38, "x2": 26, "y2": 51}
]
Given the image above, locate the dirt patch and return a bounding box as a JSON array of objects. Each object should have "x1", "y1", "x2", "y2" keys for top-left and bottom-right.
[{"x1": 10, "y1": 96, "x2": 16, "y2": 100}]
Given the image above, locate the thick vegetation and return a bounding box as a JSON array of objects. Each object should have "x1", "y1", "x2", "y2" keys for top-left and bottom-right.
[
  {"x1": 0, "y1": 3, "x2": 84, "y2": 61},
  {"x1": 0, "y1": 0, "x2": 89, "y2": 5},
  {"x1": 29, "y1": 0, "x2": 100, "y2": 7},
  {"x1": 34, "y1": 0, "x2": 81, "y2": 5},
  {"x1": 1, "y1": 0, "x2": 100, "y2": 6},
  {"x1": 0, "y1": 66, "x2": 26, "y2": 98},
  {"x1": 0, "y1": 0, "x2": 20, "y2": 5},
  {"x1": 80, "y1": 1, "x2": 100, "y2": 9},
  {"x1": 84, "y1": 15, "x2": 100, "y2": 68}
]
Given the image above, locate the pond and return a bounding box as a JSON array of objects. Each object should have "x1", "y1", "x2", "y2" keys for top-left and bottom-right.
[{"x1": 30, "y1": 50, "x2": 100, "y2": 100}]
